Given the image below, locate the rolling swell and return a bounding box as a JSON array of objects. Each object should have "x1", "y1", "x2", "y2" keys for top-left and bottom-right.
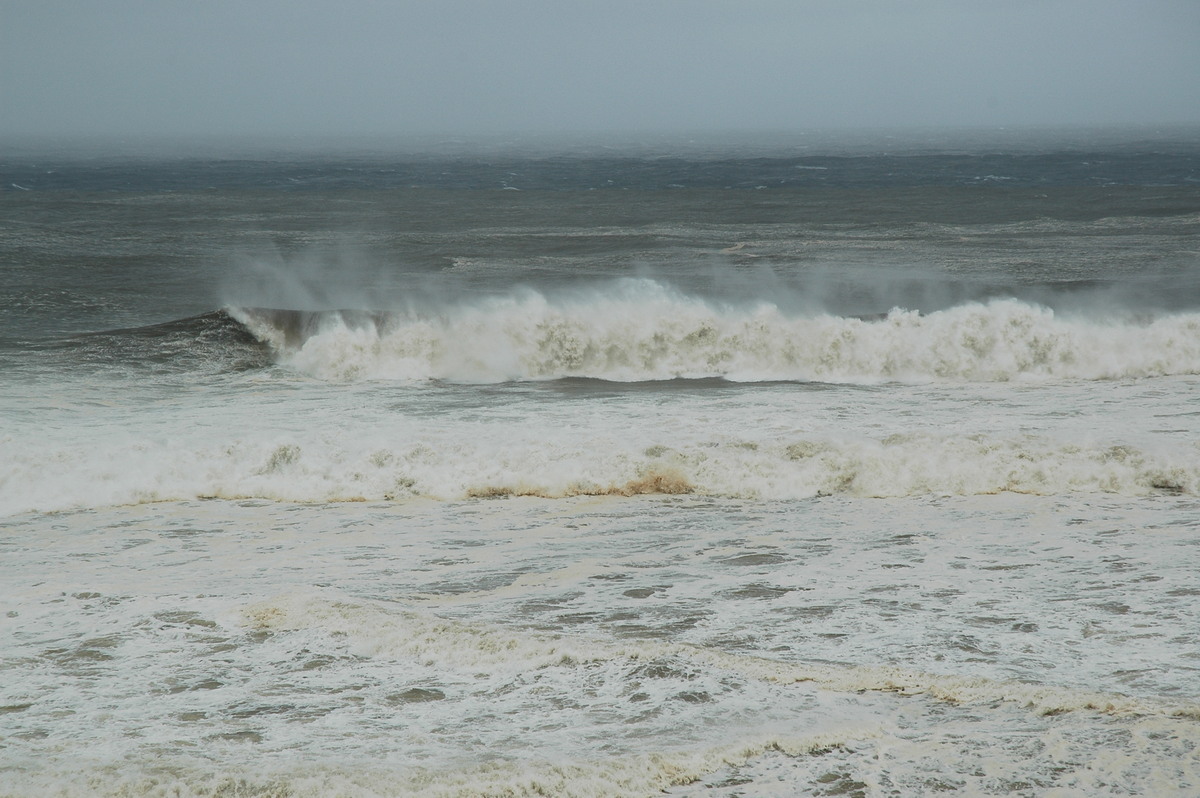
[
  {"x1": 228, "y1": 280, "x2": 1200, "y2": 383},
  {"x1": 45, "y1": 310, "x2": 273, "y2": 374}
]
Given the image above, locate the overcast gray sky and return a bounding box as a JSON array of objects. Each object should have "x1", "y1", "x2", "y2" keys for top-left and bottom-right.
[{"x1": 2, "y1": 0, "x2": 1198, "y2": 139}]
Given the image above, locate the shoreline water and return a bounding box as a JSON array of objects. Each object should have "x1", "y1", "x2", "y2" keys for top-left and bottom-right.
[{"x1": 3, "y1": 139, "x2": 1199, "y2": 795}]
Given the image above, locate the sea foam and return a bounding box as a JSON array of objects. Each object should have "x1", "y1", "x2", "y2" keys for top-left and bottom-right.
[
  {"x1": 3, "y1": 429, "x2": 1196, "y2": 515},
  {"x1": 244, "y1": 590, "x2": 1200, "y2": 719},
  {"x1": 231, "y1": 280, "x2": 1200, "y2": 383}
]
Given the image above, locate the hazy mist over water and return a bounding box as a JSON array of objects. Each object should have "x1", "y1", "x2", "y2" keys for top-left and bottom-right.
[{"x1": 3, "y1": 0, "x2": 1199, "y2": 141}]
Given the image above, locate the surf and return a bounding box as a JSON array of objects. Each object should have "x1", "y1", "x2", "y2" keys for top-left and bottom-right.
[{"x1": 226, "y1": 280, "x2": 1200, "y2": 384}]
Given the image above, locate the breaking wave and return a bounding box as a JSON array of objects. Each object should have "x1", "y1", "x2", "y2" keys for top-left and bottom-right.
[
  {"x1": 229, "y1": 280, "x2": 1200, "y2": 383},
  {"x1": 37, "y1": 310, "x2": 271, "y2": 376},
  {"x1": 5, "y1": 430, "x2": 1197, "y2": 515}
]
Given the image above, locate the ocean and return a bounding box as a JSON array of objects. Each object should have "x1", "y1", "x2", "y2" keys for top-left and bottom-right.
[{"x1": 2, "y1": 129, "x2": 1200, "y2": 796}]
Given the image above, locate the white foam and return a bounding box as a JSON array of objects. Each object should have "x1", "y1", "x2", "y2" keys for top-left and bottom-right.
[
  {"x1": 0, "y1": 729, "x2": 886, "y2": 798},
  {"x1": 243, "y1": 591, "x2": 1200, "y2": 720},
  {"x1": 6, "y1": 496, "x2": 1200, "y2": 798},
  {"x1": 3, "y1": 429, "x2": 1196, "y2": 515},
  {"x1": 232, "y1": 282, "x2": 1200, "y2": 383}
]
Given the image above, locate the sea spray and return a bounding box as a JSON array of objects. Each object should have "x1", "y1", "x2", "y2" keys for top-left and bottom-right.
[{"x1": 229, "y1": 281, "x2": 1200, "y2": 383}]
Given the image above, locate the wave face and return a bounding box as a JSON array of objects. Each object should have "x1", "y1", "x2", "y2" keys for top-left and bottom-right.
[
  {"x1": 30, "y1": 310, "x2": 272, "y2": 378},
  {"x1": 230, "y1": 280, "x2": 1200, "y2": 383}
]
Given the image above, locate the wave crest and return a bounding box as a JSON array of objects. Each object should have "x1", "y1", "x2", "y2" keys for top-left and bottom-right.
[{"x1": 230, "y1": 281, "x2": 1200, "y2": 383}]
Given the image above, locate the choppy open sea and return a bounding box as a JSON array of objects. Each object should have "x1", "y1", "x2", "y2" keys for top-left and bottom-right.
[{"x1": 3, "y1": 129, "x2": 1200, "y2": 796}]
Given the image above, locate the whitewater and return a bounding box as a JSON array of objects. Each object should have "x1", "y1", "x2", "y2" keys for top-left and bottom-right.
[
  {"x1": 234, "y1": 287, "x2": 1200, "y2": 383},
  {"x1": 3, "y1": 133, "x2": 1200, "y2": 796}
]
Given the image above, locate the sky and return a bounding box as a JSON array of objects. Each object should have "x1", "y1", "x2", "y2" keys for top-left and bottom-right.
[{"x1": 2, "y1": 0, "x2": 1199, "y2": 140}]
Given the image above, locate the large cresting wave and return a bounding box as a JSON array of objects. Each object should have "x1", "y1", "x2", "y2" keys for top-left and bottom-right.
[{"x1": 229, "y1": 280, "x2": 1200, "y2": 383}]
